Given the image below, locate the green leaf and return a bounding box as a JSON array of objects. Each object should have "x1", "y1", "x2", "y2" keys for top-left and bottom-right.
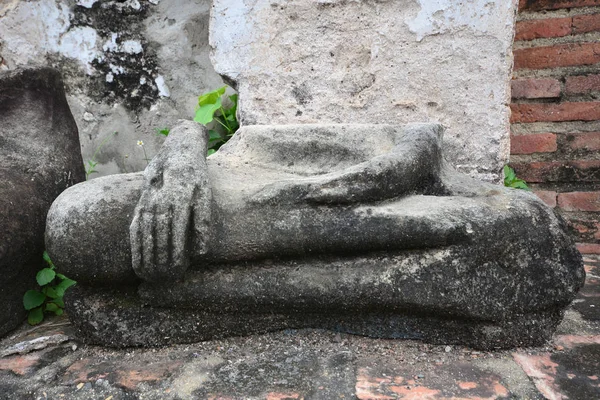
[
  {"x1": 53, "y1": 297, "x2": 65, "y2": 308},
  {"x1": 28, "y1": 307, "x2": 44, "y2": 325},
  {"x1": 194, "y1": 98, "x2": 222, "y2": 125},
  {"x1": 54, "y1": 308, "x2": 64, "y2": 316},
  {"x1": 23, "y1": 290, "x2": 46, "y2": 310},
  {"x1": 228, "y1": 93, "x2": 238, "y2": 108},
  {"x1": 229, "y1": 120, "x2": 239, "y2": 133},
  {"x1": 42, "y1": 251, "x2": 55, "y2": 269},
  {"x1": 208, "y1": 130, "x2": 222, "y2": 141},
  {"x1": 503, "y1": 165, "x2": 516, "y2": 184},
  {"x1": 43, "y1": 286, "x2": 59, "y2": 299},
  {"x1": 198, "y1": 86, "x2": 226, "y2": 106},
  {"x1": 157, "y1": 128, "x2": 170, "y2": 136},
  {"x1": 36, "y1": 268, "x2": 56, "y2": 286},
  {"x1": 207, "y1": 149, "x2": 216, "y2": 156},
  {"x1": 511, "y1": 180, "x2": 530, "y2": 191},
  {"x1": 54, "y1": 278, "x2": 76, "y2": 297},
  {"x1": 55, "y1": 273, "x2": 67, "y2": 280},
  {"x1": 45, "y1": 302, "x2": 60, "y2": 312}
]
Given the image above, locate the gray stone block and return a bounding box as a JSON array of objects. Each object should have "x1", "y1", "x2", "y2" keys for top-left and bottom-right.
[{"x1": 0, "y1": 67, "x2": 85, "y2": 335}]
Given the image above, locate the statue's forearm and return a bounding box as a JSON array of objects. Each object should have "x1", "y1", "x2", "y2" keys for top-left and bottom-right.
[
  {"x1": 159, "y1": 120, "x2": 209, "y2": 166},
  {"x1": 305, "y1": 124, "x2": 444, "y2": 203}
]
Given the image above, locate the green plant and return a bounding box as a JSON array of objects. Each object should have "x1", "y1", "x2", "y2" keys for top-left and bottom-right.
[
  {"x1": 504, "y1": 165, "x2": 530, "y2": 190},
  {"x1": 193, "y1": 86, "x2": 239, "y2": 155},
  {"x1": 85, "y1": 131, "x2": 117, "y2": 179},
  {"x1": 157, "y1": 127, "x2": 170, "y2": 137},
  {"x1": 137, "y1": 140, "x2": 151, "y2": 165},
  {"x1": 23, "y1": 251, "x2": 76, "y2": 325}
]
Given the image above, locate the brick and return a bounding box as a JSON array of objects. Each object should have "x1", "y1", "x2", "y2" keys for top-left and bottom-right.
[
  {"x1": 520, "y1": 0, "x2": 600, "y2": 11},
  {"x1": 511, "y1": 78, "x2": 561, "y2": 99},
  {"x1": 573, "y1": 13, "x2": 600, "y2": 34},
  {"x1": 63, "y1": 358, "x2": 183, "y2": 390},
  {"x1": 511, "y1": 160, "x2": 600, "y2": 182},
  {"x1": 510, "y1": 102, "x2": 600, "y2": 123},
  {"x1": 0, "y1": 353, "x2": 42, "y2": 375},
  {"x1": 558, "y1": 191, "x2": 600, "y2": 211},
  {"x1": 565, "y1": 74, "x2": 600, "y2": 94},
  {"x1": 534, "y1": 190, "x2": 557, "y2": 207},
  {"x1": 511, "y1": 133, "x2": 557, "y2": 154},
  {"x1": 563, "y1": 215, "x2": 600, "y2": 242},
  {"x1": 564, "y1": 132, "x2": 600, "y2": 151},
  {"x1": 514, "y1": 43, "x2": 600, "y2": 70},
  {"x1": 515, "y1": 18, "x2": 572, "y2": 41},
  {"x1": 577, "y1": 243, "x2": 600, "y2": 254}
]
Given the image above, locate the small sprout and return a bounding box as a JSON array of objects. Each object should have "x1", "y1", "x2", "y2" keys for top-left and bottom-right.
[
  {"x1": 157, "y1": 128, "x2": 170, "y2": 136},
  {"x1": 503, "y1": 165, "x2": 530, "y2": 191},
  {"x1": 194, "y1": 86, "x2": 239, "y2": 156},
  {"x1": 23, "y1": 251, "x2": 76, "y2": 325}
]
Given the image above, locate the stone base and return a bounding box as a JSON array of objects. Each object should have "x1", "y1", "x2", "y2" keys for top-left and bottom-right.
[{"x1": 66, "y1": 285, "x2": 563, "y2": 350}]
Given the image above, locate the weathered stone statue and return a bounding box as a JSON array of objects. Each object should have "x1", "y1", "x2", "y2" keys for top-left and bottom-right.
[
  {"x1": 0, "y1": 67, "x2": 85, "y2": 336},
  {"x1": 46, "y1": 120, "x2": 584, "y2": 349}
]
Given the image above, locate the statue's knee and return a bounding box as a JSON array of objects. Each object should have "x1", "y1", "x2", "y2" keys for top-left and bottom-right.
[{"x1": 45, "y1": 173, "x2": 144, "y2": 285}]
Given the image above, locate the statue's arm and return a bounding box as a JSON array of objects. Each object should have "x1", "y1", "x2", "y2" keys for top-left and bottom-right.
[
  {"x1": 252, "y1": 124, "x2": 444, "y2": 204},
  {"x1": 305, "y1": 124, "x2": 443, "y2": 203},
  {"x1": 130, "y1": 120, "x2": 211, "y2": 282}
]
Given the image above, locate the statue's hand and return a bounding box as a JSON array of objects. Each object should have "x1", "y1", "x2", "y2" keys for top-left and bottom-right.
[{"x1": 130, "y1": 121, "x2": 211, "y2": 282}]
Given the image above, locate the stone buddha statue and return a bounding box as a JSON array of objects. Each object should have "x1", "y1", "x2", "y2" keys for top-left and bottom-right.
[{"x1": 45, "y1": 120, "x2": 584, "y2": 349}]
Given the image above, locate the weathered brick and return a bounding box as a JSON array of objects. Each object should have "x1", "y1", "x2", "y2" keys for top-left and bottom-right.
[
  {"x1": 558, "y1": 191, "x2": 600, "y2": 211},
  {"x1": 510, "y1": 102, "x2": 600, "y2": 123},
  {"x1": 563, "y1": 132, "x2": 600, "y2": 151},
  {"x1": 534, "y1": 190, "x2": 557, "y2": 207},
  {"x1": 515, "y1": 18, "x2": 572, "y2": 41},
  {"x1": 514, "y1": 43, "x2": 600, "y2": 70},
  {"x1": 573, "y1": 13, "x2": 600, "y2": 34},
  {"x1": 520, "y1": 0, "x2": 600, "y2": 11},
  {"x1": 577, "y1": 243, "x2": 600, "y2": 254},
  {"x1": 565, "y1": 74, "x2": 600, "y2": 94},
  {"x1": 511, "y1": 78, "x2": 561, "y2": 99},
  {"x1": 511, "y1": 133, "x2": 557, "y2": 154},
  {"x1": 562, "y1": 215, "x2": 600, "y2": 242},
  {"x1": 511, "y1": 160, "x2": 600, "y2": 182}
]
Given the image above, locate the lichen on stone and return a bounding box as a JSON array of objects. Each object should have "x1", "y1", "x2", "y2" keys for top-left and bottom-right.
[{"x1": 71, "y1": 0, "x2": 163, "y2": 111}]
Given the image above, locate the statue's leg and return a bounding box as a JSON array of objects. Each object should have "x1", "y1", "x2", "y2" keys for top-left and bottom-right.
[{"x1": 45, "y1": 172, "x2": 144, "y2": 285}]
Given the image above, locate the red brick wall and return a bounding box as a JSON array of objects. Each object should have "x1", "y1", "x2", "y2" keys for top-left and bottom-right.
[{"x1": 511, "y1": 0, "x2": 600, "y2": 254}]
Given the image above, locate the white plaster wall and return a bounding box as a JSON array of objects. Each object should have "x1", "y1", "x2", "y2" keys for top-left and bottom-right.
[
  {"x1": 211, "y1": 0, "x2": 518, "y2": 181},
  {"x1": 0, "y1": 0, "x2": 223, "y2": 177}
]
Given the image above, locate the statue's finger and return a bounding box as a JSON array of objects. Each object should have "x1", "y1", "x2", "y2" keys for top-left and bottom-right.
[
  {"x1": 141, "y1": 208, "x2": 157, "y2": 279},
  {"x1": 155, "y1": 206, "x2": 172, "y2": 269},
  {"x1": 192, "y1": 186, "x2": 211, "y2": 255},
  {"x1": 129, "y1": 209, "x2": 143, "y2": 275},
  {"x1": 171, "y1": 203, "x2": 192, "y2": 276}
]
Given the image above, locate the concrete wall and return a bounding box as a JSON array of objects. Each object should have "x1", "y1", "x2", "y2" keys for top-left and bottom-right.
[
  {"x1": 211, "y1": 0, "x2": 519, "y2": 182},
  {"x1": 0, "y1": 0, "x2": 223, "y2": 177}
]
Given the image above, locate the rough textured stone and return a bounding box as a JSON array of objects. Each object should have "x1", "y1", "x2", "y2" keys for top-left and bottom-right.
[
  {"x1": 47, "y1": 122, "x2": 584, "y2": 349},
  {"x1": 210, "y1": 0, "x2": 517, "y2": 182},
  {"x1": 1, "y1": 265, "x2": 599, "y2": 400},
  {"x1": 0, "y1": 0, "x2": 223, "y2": 176},
  {"x1": 0, "y1": 67, "x2": 85, "y2": 337}
]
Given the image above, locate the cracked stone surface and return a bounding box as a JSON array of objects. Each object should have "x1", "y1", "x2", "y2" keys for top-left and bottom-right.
[
  {"x1": 0, "y1": 0, "x2": 223, "y2": 176},
  {"x1": 0, "y1": 256, "x2": 597, "y2": 399}
]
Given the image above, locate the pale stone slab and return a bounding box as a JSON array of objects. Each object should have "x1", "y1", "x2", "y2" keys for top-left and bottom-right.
[{"x1": 210, "y1": 0, "x2": 518, "y2": 181}]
